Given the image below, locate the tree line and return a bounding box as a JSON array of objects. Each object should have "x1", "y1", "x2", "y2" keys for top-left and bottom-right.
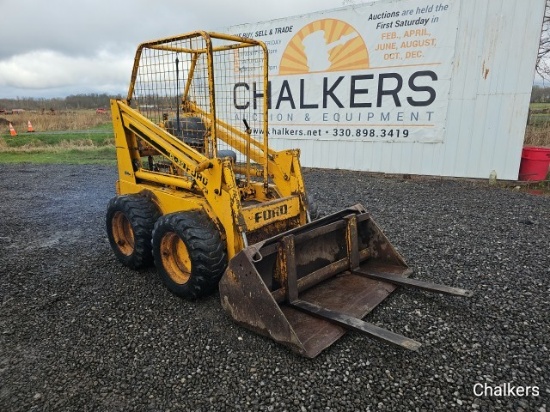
[
  {"x1": 0, "y1": 93, "x2": 123, "y2": 111},
  {"x1": 531, "y1": 85, "x2": 550, "y2": 103},
  {"x1": 2, "y1": 83, "x2": 549, "y2": 111}
]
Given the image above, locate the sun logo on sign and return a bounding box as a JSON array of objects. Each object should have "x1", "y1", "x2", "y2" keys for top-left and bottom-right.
[{"x1": 279, "y1": 19, "x2": 369, "y2": 74}]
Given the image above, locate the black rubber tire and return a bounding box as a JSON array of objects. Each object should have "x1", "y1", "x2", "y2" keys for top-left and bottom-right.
[
  {"x1": 106, "y1": 195, "x2": 160, "y2": 270},
  {"x1": 152, "y1": 211, "x2": 227, "y2": 300}
]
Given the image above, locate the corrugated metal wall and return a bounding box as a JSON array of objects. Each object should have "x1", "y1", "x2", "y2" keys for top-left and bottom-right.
[{"x1": 266, "y1": 0, "x2": 545, "y2": 180}]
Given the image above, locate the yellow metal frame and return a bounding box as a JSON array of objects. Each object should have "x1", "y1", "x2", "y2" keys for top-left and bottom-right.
[{"x1": 111, "y1": 32, "x2": 309, "y2": 258}]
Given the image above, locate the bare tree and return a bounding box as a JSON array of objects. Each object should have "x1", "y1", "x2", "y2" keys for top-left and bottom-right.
[{"x1": 537, "y1": 0, "x2": 550, "y2": 79}]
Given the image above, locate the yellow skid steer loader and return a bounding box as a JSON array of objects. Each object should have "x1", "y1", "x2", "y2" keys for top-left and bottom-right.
[{"x1": 107, "y1": 31, "x2": 472, "y2": 358}]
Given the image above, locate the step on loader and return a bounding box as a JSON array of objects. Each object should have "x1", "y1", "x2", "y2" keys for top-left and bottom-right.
[{"x1": 106, "y1": 31, "x2": 472, "y2": 358}]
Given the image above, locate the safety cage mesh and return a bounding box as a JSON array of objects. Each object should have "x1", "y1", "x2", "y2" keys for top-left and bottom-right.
[{"x1": 129, "y1": 33, "x2": 267, "y2": 168}]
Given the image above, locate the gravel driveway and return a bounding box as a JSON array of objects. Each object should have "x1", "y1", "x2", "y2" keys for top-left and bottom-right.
[{"x1": 0, "y1": 164, "x2": 548, "y2": 411}]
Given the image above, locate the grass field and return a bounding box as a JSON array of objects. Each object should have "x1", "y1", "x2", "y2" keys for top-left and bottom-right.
[
  {"x1": 0, "y1": 111, "x2": 116, "y2": 164},
  {"x1": 1, "y1": 110, "x2": 111, "y2": 132},
  {"x1": 526, "y1": 103, "x2": 550, "y2": 147},
  {"x1": 0, "y1": 147, "x2": 115, "y2": 164}
]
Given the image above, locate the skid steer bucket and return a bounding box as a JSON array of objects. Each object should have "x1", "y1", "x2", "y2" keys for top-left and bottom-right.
[{"x1": 219, "y1": 204, "x2": 472, "y2": 358}]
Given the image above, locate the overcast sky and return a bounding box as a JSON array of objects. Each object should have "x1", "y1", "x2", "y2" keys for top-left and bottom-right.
[{"x1": 0, "y1": 0, "x2": 352, "y2": 99}]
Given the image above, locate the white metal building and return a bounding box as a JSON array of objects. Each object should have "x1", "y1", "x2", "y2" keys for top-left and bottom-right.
[{"x1": 228, "y1": 0, "x2": 546, "y2": 180}]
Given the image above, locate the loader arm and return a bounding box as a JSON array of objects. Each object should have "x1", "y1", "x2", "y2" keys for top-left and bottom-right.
[
  {"x1": 190, "y1": 101, "x2": 306, "y2": 200},
  {"x1": 111, "y1": 98, "x2": 251, "y2": 256},
  {"x1": 111, "y1": 98, "x2": 308, "y2": 257},
  {"x1": 112, "y1": 99, "x2": 213, "y2": 186}
]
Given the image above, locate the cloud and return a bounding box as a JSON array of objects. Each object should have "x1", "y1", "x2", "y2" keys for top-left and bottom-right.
[
  {"x1": 0, "y1": 1, "x2": 197, "y2": 60},
  {"x1": 0, "y1": 0, "x2": 348, "y2": 98},
  {"x1": 0, "y1": 49, "x2": 132, "y2": 96}
]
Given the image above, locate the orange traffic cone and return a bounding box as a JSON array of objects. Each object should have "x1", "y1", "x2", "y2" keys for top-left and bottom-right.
[
  {"x1": 27, "y1": 120, "x2": 35, "y2": 133},
  {"x1": 8, "y1": 122, "x2": 17, "y2": 136}
]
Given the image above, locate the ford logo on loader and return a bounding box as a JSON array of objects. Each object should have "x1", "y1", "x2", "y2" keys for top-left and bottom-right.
[{"x1": 254, "y1": 204, "x2": 288, "y2": 223}]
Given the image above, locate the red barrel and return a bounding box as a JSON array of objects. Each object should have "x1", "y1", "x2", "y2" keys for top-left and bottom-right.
[{"x1": 518, "y1": 146, "x2": 550, "y2": 181}]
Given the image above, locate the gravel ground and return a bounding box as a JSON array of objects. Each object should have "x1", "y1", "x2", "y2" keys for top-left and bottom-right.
[{"x1": 0, "y1": 163, "x2": 548, "y2": 411}]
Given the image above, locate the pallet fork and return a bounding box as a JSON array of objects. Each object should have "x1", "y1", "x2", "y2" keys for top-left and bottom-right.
[{"x1": 220, "y1": 205, "x2": 472, "y2": 358}]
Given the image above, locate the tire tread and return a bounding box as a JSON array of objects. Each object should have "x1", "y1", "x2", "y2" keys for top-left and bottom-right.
[
  {"x1": 152, "y1": 211, "x2": 227, "y2": 299},
  {"x1": 106, "y1": 195, "x2": 160, "y2": 269}
]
